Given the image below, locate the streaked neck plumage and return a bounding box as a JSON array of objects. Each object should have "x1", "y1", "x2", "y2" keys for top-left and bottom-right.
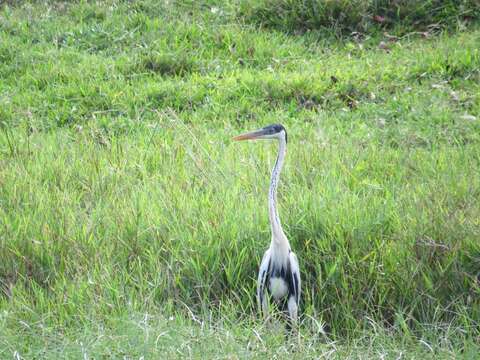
[{"x1": 269, "y1": 134, "x2": 289, "y2": 250}]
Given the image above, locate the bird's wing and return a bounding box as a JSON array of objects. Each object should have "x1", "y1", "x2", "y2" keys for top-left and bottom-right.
[
  {"x1": 257, "y1": 248, "x2": 271, "y2": 317},
  {"x1": 289, "y1": 251, "x2": 301, "y2": 304}
]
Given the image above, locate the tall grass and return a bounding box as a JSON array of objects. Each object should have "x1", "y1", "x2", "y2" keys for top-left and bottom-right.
[{"x1": 0, "y1": 0, "x2": 479, "y2": 353}]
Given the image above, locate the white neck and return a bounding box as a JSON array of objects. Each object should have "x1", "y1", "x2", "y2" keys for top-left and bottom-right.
[{"x1": 268, "y1": 135, "x2": 289, "y2": 249}]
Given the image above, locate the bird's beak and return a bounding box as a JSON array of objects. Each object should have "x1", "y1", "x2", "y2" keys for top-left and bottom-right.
[{"x1": 232, "y1": 128, "x2": 268, "y2": 141}]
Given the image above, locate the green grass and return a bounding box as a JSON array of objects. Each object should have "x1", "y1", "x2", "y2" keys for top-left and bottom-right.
[
  {"x1": 239, "y1": 0, "x2": 480, "y2": 35},
  {"x1": 2, "y1": 313, "x2": 479, "y2": 358},
  {"x1": 1, "y1": 0, "x2": 480, "y2": 357}
]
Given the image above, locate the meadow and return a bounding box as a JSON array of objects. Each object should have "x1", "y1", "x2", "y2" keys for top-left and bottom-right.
[{"x1": 1, "y1": 0, "x2": 479, "y2": 357}]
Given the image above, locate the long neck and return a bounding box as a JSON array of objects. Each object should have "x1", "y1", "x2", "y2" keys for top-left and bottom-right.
[{"x1": 268, "y1": 136, "x2": 289, "y2": 248}]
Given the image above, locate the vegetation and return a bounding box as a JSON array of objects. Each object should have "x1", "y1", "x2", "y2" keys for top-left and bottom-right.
[
  {"x1": 1, "y1": 0, "x2": 479, "y2": 356},
  {"x1": 239, "y1": 0, "x2": 480, "y2": 35}
]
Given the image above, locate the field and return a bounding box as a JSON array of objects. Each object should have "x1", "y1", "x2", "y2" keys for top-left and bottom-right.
[{"x1": 1, "y1": 0, "x2": 479, "y2": 358}]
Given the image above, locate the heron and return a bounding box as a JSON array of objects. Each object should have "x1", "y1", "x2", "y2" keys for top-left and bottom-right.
[{"x1": 233, "y1": 124, "x2": 301, "y2": 328}]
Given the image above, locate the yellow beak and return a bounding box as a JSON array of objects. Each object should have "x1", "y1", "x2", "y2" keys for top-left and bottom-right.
[{"x1": 232, "y1": 129, "x2": 267, "y2": 141}]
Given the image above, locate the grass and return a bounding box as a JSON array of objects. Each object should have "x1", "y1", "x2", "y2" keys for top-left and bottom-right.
[
  {"x1": 238, "y1": 0, "x2": 480, "y2": 35},
  {"x1": 1, "y1": 0, "x2": 479, "y2": 357},
  {"x1": 2, "y1": 313, "x2": 479, "y2": 358}
]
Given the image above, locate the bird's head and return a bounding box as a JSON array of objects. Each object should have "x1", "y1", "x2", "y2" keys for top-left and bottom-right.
[{"x1": 233, "y1": 124, "x2": 287, "y2": 143}]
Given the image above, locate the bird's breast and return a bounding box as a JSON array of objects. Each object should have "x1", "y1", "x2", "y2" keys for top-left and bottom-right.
[{"x1": 269, "y1": 277, "x2": 289, "y2": 300}]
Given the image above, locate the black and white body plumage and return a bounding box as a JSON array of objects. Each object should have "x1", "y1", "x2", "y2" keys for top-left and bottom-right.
[{"x1": 234, "y1": 124, "x2": 301, "y2": 326}]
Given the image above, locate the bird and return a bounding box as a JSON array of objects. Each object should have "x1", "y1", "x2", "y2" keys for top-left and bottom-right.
[{"x1": 233, "y1": 123, "x2": 301, "y2": 329}]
